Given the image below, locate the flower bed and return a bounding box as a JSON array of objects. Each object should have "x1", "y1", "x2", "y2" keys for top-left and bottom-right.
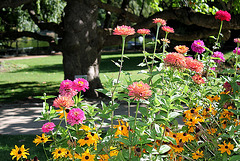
[{"x1": 10, "y1": 10, "x2": 240, "y2": 161}]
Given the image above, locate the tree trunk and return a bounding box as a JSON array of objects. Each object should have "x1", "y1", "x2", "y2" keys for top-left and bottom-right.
[{"x1": 61, "y1": 0, "x2": 103, "y2": 97}]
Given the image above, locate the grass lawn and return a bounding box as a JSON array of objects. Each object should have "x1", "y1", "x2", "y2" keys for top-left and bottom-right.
[{"x1": 0, "y1": 52, "x2": 148, "y2": 103}]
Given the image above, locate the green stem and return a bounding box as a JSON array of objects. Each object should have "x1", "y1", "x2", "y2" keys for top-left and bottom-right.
[
  {"x1": 43, "y1": 143, "x2": 49, "y2": 160},
  {"x1": 134, "y1": 101, "x2": 140, "y2": 130},
  {"x1": 215, "y1": 21, "x2": 223, "y2": 50},
  {"x1": 162, "y1": 33, "x2": 168, "y2": 55},
  {"x1": 235, "y1": 43, "x2": 239, "y2": 77},
  {"x1": 142, "y1": 35, "x2": 151, "y2": 73},
  {"x1": 150, "y1": 24, "x2": 161, "y2": 73}
]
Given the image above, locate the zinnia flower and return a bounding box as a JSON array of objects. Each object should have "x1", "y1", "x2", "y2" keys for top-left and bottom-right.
[
  {"x1": 192, "y1": 74, "x2": 205, "y2": 85},
  {"x1": 212, "y1": 51, "x2": 225, "y2": 64},
  {"x1": 73, "y1": 78, "x2": 89, "y2": 92},
  {"x1": 33, "y1": 133, "x2": 51, "y2": 146},
  {"x1": 174, "y1": 45, "x2": 189, "y2": 54},
  {"x1": 191, "y1": 39, "x2": 205, "y2": 54},
  {"x1": 164, "y1": 52, "x2": 186, "y2": 69},
  {"x1": 137, "y1": 29, "x2": 150, "y2": 35},
  {"x1": 113, "y1": 25, "x2": 135, "y2": 36},
  {"x1": 153, "y1": 18, "x2": 167, "y2": 26},
  {"x1": 67, "y1": 108, "x2": 86, "y2": 126},
  {"x1": 186, "y1": 57, "x2": 204, "y2": 73},
  {"x1": 52, "y1": 148, "x2": 67, "y2": 159},
  {"x1": 218, "y1": 141, "x2": 234, "y2": 155},
  {"x1": 162, "y1": 26, "x2": 174, "y2": 33},
  {"x1": 161, "y1": 38, "x2": 170, "y2": 43},
  {"x1": 127, "y1": 81, "x2": 152, "y2": 100},
  {"x1": 215, "y1": 10, "x2": 231, "y2": 21},
  {"x1": 53, "y1": 96, "x2": 75, "y2": 108},
  {"x1": 233, "y1": 47, "x2": 240, "y2": 55},
  {"x1": 42, "y1": 122, "x2": 55, "y2": 133},
  {"x1": 59, "y1": 79, "x2": 78, "y2": 97},
  {"x1": 234, "y1": 38, "x2": 240, "y2": 44},
  {"x1": 79, "y1": 149, "x2": 96, "y2": 161},
  {"x1": 10, "y1": 145, "x2": 30, "y2": 161}
]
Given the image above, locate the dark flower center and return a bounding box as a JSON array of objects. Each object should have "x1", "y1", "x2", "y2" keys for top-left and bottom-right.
[
  {"x1": 41, "y1": 138, "x2": 44, "y2": 141},
  {"x1": 136, "y1": 147, "x2": 141, "y2": 152},
  {"x1": 166, "y1": 128, "x2": 170, "y2": 132},
  {"x1": 225, "y1": 146, "x2": 228, "y2": 149},
  {"x1": 18, "y1": 150, "x2": 22, "y2": 154},
  {"x1": 121, "y1": 126, "x2": 124, "y2": 130},
  {"x1": 183, "y1": 133, "x2": 187, "y2": 136},
  {"x1": 190, "y1": 109, "x2": 195, "y2": 113},
  {"x1": 206, "y1": 108, "x2": 210, "y2": 111},
  {"x1": 58, "y1": 150, "x2": 62, "y2": 154},
  {"x1": 84, "y1": 137, "x2": 89, "y2": 140},
  {"x1": 91, "y1": 133, "x2": 95, "y2": 136},
  {"x1": 173, "y1": 134, "x2": 177, "y2": 138},
  {"x1": 65, "y1": 109, "x2": 70, "y2": 113},
  {"x1": 85, "y1": 156, "x2": 89, "y2": 159}
]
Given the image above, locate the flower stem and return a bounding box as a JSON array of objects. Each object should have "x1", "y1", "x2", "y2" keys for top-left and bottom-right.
[
  {"x1": 235, "y1": 43, "x2": 239, "y2": 77},
  {"x1": 215, "y1": 21, "x2": 223, "y2": 50},
  {"x1": 150, "y1": 24, "x2": 160, "y2": 73},
  {"x1": 134, "y1": 101, "x2": 140, "y2": 130},
  {"x1": 43, "y1": 143, "x2": 49, "y2": 160},
  {"x1": 142, "y1": 35, "x2": 151, "y2": 73}
]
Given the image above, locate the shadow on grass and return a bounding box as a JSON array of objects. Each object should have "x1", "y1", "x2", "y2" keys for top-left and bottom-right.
[
  {"x1": 11, "y1": 64, "x2": 63, "y2": 73},
  {"x1": 0, "y1": 82, "x2": 59, "y2": 103}
]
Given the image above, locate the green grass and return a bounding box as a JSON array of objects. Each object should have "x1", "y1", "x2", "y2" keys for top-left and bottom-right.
[
  {"x1": 0, "y1": 135, "x2": 50, "y2": 161},
  {"x1": 0, "y1": 52, "x2": 148, "y2": 103}
]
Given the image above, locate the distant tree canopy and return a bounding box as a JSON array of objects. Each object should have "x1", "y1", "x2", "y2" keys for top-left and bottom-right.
[{"x1": 1, "y1": 0, "x2": 240, "y2": 97}]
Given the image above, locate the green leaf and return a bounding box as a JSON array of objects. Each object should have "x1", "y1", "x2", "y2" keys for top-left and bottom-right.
[
  {"x1": 159, "y1": 145, "x2": 171, "y2": 154},
  {"x1": 230, "y1": 155, "x2": 240, "y2": 161},
  {"x1": 139, "y1": 107, "x2": 148, "y2": 116},
  {"x1": 168, "y1": 112, "x2": 181, "y2": 120},
  {"x1": 111, "y1": 60, "x2": 121, "y2": 68},
  {"x1": 114, "y1": 137, "x2": 131, "y2": 146}
]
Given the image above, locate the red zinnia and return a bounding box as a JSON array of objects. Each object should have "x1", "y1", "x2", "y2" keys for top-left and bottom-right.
[
  {"x1": 164, "y1": 52, "x2": 186, "y2": 69},
  {"x1": 127, "y1": 81, "x2": 152, "y2": 101},
  {"x1": 192, "y1": 74, "x2": 205, "y2": 85},
  {"x1": 215, "y1": 10, "x2": 231, "y2": 21},
  {"x1": 153, "y1": 18, "x2": 167, "y2": 26},
  {"x1": 137, "y1": 29, "x2": 150, "y2": 35},
  {"x1": 162, "y1": 26, "x2": 174, "y2": 33},
  {"x1": 113, "y1": 25, "x2": 135, "y2": 36},
  {"x1": 186, "y1": 57, "x2": 204, "y2": 73}
]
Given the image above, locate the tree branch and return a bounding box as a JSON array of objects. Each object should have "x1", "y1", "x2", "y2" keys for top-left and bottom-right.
[{"x1": 0, "y1": 0, "x2": 32, "y2": 9}]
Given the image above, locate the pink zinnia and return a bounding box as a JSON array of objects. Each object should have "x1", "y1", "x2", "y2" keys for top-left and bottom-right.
[
  {"x1": 127, "y1": 81, "x2": 152, "y2": 101},
  {"x1": 113, "y1": 25, "x2": 135, "y2": 36},
  {"x1": 192, "y1": 74, "x2": 205, "y2": 85},
  {"x1": 233, "y1": 47, "x2": 240, "y2": 55},
  {"x1": 67, "y1": 108, "x2": 86, "y2": 126},
  {"x1": 234, "y1": 38, "x2": 240, "y2": 44},
  {"x1": 162, "y1": 26, "x2": 174, "y2": 33},
  {"x1": 137, "y1": 29, "x2": 150, "y2": 35},
  {"x1": 164, "y1": 52, "x2": 186, "y2": 69},
  {"x1": 215, "y1": 10, "x2": 231, "y2": 21},
  {"x1": 153, "y1": 18, "x2": 166, "y2": 26},
  {"x1": 59, "y1": 79, "x2": 78, "y2": 97},
  {"x1": 191, "y1": 40, "x2": 205, "y2": 54},
  {"x1": 212, "y1": 51, "x2": 225, "y2": 64},
  {"x1": 73, "y1": 78, "x2": 89, "y2": 92},
  {"x1": 42, "y1": 122, "x2": 55, "y2": 133},
  {"x1": 186, "y1": 57, "x2": 204, "y2": 73},
  {"x1": 53, "y1": 96, "x2": 75, "y2": 108}
]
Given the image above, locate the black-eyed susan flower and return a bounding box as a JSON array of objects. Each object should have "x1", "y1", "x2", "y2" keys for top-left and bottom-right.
[
  {"x1": 177, "y1": 132, "x2": 194, "y2": 143},
  {"x1": 192, "y1": 150, "x2": 204, "y2": 160},
  {"x1": 207, "y1": 128, "x2": 217, "y2": 135},
  {"x1": 99, "y1": 154, "x2": 109, "y2": 161},
  {"x1": 110, "y1": 146, "x2": 119, "y2": 157},
  {"x1": 80, "y1": 125, "x2": 91, "y2": 132},
  {"x1": 56, "y1": 106, "x2": 71, "y2": 119},
  {"x1": 78, "y1": 132, "x2": 101, "y2": 147},
  {"x1": 218, "y1": 141, "x2": 234, "y2": 155},
  {"x1": 114, "y1": 120, "x2": 129, "y2": 138},
  {"x1": 33, "y1": 133, "x2": 51, "y2": 146},
  {"x1": 10, "y1": 145, "x2": 30, "y2": 161},
  {"x1": 64, "y1": 149, "x2": 73, "y2": 159},
  {"x1": 52, "y1": 147, "x2": 67, "y2": 159},
  {"x1": 79, "y1": 149, "x2": 95, "y2": 161}
]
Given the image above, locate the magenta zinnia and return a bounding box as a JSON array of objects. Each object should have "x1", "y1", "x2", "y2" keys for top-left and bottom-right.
[
  {"x1": 191, "y1": 40, "x2": 205, "y2": 54},
  {"x1": 215, "y1": 10, "x2": 231, "y2": 21},
  {"x1": 153, "y1": 18, "x2": 166, "y2": 26},
  {"x1": 164, "y1": 52, "x2": 186, "y2": 69},
  {"x1": 212, "y1": 51, "x2": 225, "y2": 64},
  {"x1": 53, "y1": 96, "x2": 75, "y2": 108},
  {"x1": 67, "y1": 108, "x2": 86, "y2": 126},
  {"x1": 162, "y1": 26, "x2": 174, "y2": 33},
  {"x1": 59, "y1": 79, "x2": 78, "y2": 97},
  {"x1": 233, "y1": 47, "x2": 240, "y2": 55},
  {"x1": 127, "y1": 81, "x2": 152, "y2": 101},
  {"x1": 73, "y1": 78, "x2": 89, "y2": 92},
  {"x1": 137, "y1": 29, "x2": 150, "y2": 35},
  {"x1": 42, "y1": 122, "x2": 55, "y2": 133},
  {"x1": 113, "y1": 25, "x2": 135, "y2": 36}
]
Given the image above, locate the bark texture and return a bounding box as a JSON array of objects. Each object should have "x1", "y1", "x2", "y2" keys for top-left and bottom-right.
[{"x1": 61, "y1": 0, "x2": 103, "y2": 97}]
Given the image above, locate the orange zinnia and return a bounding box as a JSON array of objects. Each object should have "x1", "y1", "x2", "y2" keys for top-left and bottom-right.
[
  {"x1": 113, "y1": 25, "x2": 135, "y2": 36},
  {"x1": 127, "y1": 81, "x2": 152, "y2": 101},
  {"x1": 174, "y1": 45, "x2": 189, "y2": 54}
]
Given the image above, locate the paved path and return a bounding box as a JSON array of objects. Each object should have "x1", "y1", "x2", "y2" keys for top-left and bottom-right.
[{"x1": 0, "y1": 99, "x2": 185, "y2": 135}]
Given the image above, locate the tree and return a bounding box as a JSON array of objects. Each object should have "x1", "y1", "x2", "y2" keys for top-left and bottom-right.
[{"x1": 1, "y1": 0, "x2": 240, "y2": 97}]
